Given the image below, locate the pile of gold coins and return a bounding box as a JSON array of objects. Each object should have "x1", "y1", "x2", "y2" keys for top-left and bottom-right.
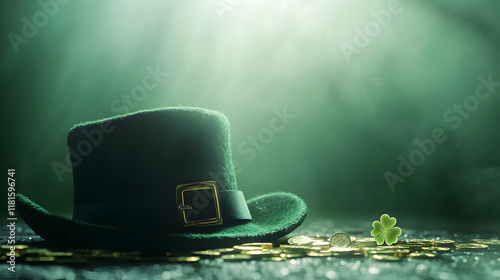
[{"x1": 1, "y1": 234, "x2": 498, "y2": 264}]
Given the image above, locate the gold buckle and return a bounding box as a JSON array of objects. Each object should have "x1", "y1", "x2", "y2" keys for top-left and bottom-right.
[{"x1": 176, "y1": 181, "x2": 222, "y2": 227}]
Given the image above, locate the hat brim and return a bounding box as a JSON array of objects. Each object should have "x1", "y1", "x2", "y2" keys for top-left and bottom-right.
[{"x1": 16, "y1": 192, "x2": 308, "y2": 252}]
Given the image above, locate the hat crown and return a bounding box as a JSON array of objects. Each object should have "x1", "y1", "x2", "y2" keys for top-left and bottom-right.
[{"x1": 67, "y1": 107, "x2": 239, "y2": 229}]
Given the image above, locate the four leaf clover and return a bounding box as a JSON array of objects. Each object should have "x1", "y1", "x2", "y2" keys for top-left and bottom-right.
[{"x1": 371, "y1": 214, "x2": 402, "y2": 245}]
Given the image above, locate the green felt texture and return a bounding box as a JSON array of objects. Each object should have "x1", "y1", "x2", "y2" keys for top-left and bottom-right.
[
  {"x1": 16, "y1": 192, "x2": 308, "y2": 252},
  {"x1": 67, "y1": 107, "x2": 239, "y2": 230}
]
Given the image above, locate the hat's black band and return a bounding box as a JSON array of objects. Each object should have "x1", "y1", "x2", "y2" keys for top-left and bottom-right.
[{"x1": 73, "y1": 190, "x2": 252, "y2": 231}]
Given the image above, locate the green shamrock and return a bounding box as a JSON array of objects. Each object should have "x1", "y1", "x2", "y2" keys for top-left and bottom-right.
[{"x1": 371, "y1": 214, "x2": 402, "y2": 245}]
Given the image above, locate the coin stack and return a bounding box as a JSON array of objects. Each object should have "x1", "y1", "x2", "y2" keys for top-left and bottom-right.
[{"x1": 1, "y1": 234, "x2": 498, "y2": 264}]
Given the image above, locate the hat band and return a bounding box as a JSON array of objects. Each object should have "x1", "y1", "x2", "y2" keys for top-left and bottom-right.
[
  {"x1": 72, "y1": 190, "x2": 252, "y2": 230},
  {"x1": 219, "y1": 190, "x2": 252, "y2": 223}
]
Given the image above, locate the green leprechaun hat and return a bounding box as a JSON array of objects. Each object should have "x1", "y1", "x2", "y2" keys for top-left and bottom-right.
[{"x1": 16, "y1": 107, "x2": 308, "y2": 252}]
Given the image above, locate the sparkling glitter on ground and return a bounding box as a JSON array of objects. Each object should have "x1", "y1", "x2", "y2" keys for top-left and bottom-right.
[{"x1": 1, "y1": 217, "x2": 499, "y2": 280}]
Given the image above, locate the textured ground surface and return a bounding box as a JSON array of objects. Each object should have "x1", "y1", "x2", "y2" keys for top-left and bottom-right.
[{"x1": 1, "y1": 217, "x2": 500, "y2": 280}]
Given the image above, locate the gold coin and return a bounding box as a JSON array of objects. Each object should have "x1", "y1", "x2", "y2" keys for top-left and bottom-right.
[
  {"x1": 165, "y1": 256, "x2": 200, "y2": 262},
  {"x1": 471, "y1": 239, "x2": 500, "y2": 246},
  {"x1": 308, "y1": 246, "x2": 328, "y2": 252},
  {"x1": 409, "y1": 239, "x2": 433, "y2": 246},
  {"x1": 242, "y1": 243, "x2": 274, "y2": 249},
  {"x1": 329, "y1": 247, "x2": 356, "y2": 253},
  {"x1": 330, "y1": 248, "x2": 356, "y2": 258},
  {"x1": 222, "y1": 254, "x2": 253, "y2": 262},
  {"x1": 210, "y1": 248, "x2": 235, "y2": 254},
  {"x1": 262, "y1": 243, "x2": 274, "y2": 249},
  {"x1": 244, "y1": 249, "x2": 280, "y2": 256},
  {"x1": 410, "y1": 239, "x2": 433, "y2": 244},
  {"x1": 288, "y1": 235, "x2": 313, "y2": 245},
  {"x1": 372, "y1": 254, "x2": 402, "y2": 262},
  {"x1": 234, "y1": 245, "x2": 262, "y2": 251},
  {"x1": 456, "y1": 243, "x2": 489, "y2": 251},
  {"x1": 432, "y1": 240, "x2": 456, "y2": 247},
  {"x1": 311, "y1": 241, "x2": 331, "y2": 248},
  {"x1": 244, "y1": 250, "x2": 265, "y2": 256},
  {"x1": 407, "y1": 242, "x2": 426, "y2": 250},
  {"x1": 359, "y1": 245, "x2": 408, "y2": 255},
  {"x1": 393, "y1": 249, "x2": 411, "y2": 256},
  {"x1": 307, "y1": 251, "x2": 333, "y2": 257},
  {"x1": 355, "y1": 238, "x2": 377, "y2": 247},
  {"x1": 422, "y1": 247, "x2": 451, "y2": 252},
  {"x1": 409, "y1": 252, "x2": 437, "y2": 259},
  {"x1": 329, "y1": 232, "x2": 351, "y2": 248}
]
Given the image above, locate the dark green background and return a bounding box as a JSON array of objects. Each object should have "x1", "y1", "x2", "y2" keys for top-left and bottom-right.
[{"x1": 1, "y1": 0, "x2": 499, "y2": 222}]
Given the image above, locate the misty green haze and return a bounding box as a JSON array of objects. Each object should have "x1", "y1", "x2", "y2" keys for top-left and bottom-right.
[{"x1": 1, "y1": 0, "x2": 499, "y2": 222}]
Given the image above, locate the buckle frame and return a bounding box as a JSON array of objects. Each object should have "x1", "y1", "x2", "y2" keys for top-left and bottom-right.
[{"x1": 175, "y1": 181, "x2": 222, "y2": 227}]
